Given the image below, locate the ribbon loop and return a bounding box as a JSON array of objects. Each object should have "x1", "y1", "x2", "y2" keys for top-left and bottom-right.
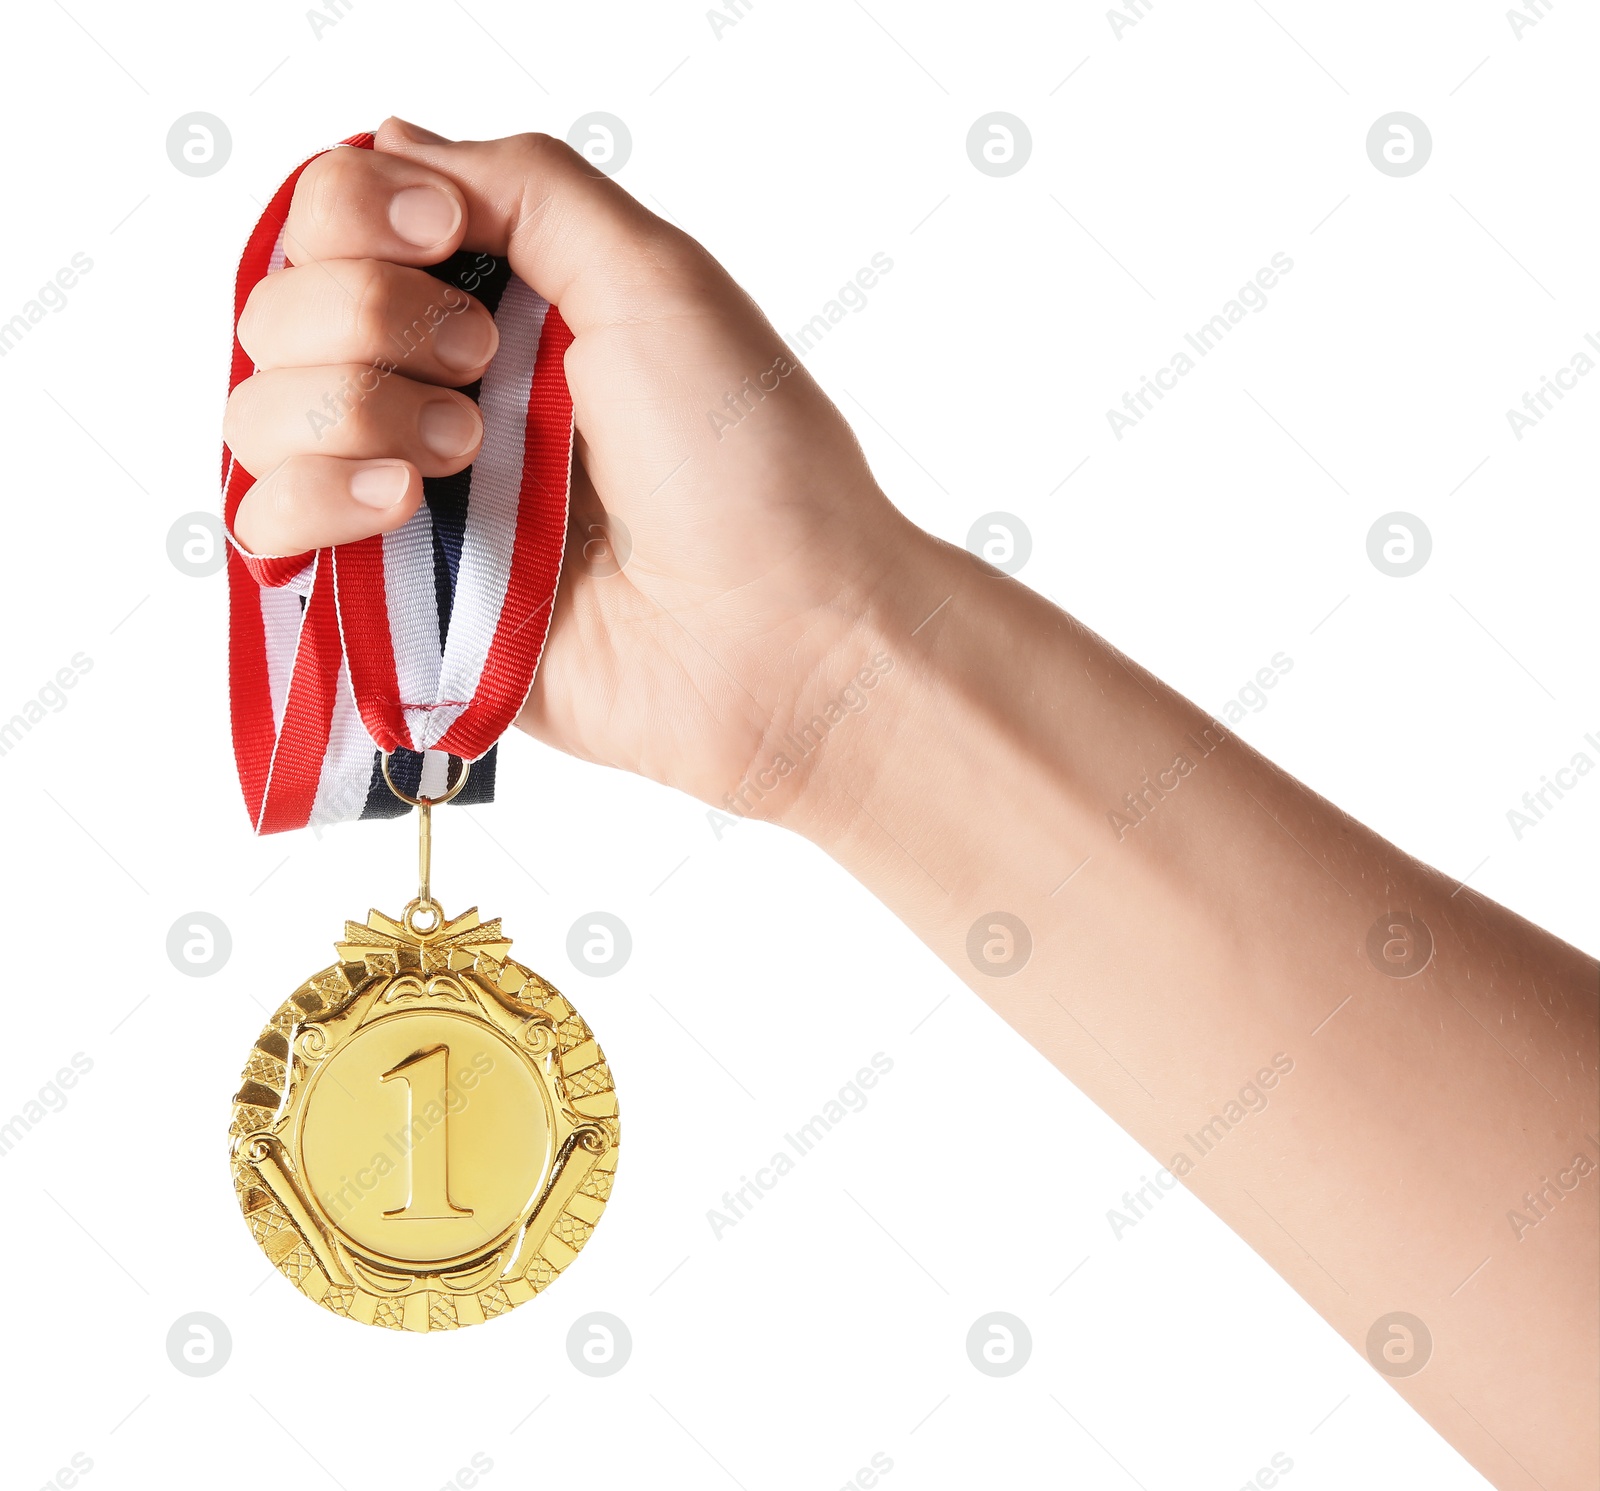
[{"x1": 221, "y1": 134, "x2": 574, "y2": 834}]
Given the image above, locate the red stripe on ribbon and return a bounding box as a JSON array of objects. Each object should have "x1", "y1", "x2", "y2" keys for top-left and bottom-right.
[
  {"x1": 437, "y1": 309, "x2": 575, "y2": 761},
  {"x1": 255, "y1": 557, "x2": 344, "y2": 835},
  {"x1": 224, "y1": 134, "x2": 378, "y2": 831},
  {"x1": 226, "y1": 543, "x2": 276, "y2": 826},
  {"x1": 331, "y1": 533, "x2": 407, "y2": 753}
]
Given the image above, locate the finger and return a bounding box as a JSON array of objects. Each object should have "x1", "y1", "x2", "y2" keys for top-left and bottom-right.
[
  {"x1": 369, "y1": 117, "x2": 726, "y2": 335},
  {"x1": 238, "y1": 259, "x2": 500, "y2": 385},
  {"x1": 285, "y1": 144, "x2": 468, "y2": 267},
  {"x1": 224, "y1": 365, "x2": 483, "y2": 479},
  {"x1": 232, "y1": 456, "x2": 422, "y2": 556}
]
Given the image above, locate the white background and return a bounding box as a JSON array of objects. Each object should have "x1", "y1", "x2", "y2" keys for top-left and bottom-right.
[{"x1": 1, "y1": 2, "x2": 1595, "y2": 1488}]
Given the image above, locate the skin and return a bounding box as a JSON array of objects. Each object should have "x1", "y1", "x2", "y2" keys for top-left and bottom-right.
[{"x1": 227, "y1": 119, "x2": 1599, "y2": 1490}]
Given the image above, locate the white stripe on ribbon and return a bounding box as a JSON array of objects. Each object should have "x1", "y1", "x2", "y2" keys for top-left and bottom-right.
[
  {"x1": 417, "y1": 749, "x2": 453, "y2": 799},
  {"x1": 381, "y1": 505, "x2": 445, "y2": 749},
  {"x1": 422, "y1": 275, "x2": 548, "y2": 750},
  {"x1": 311, "y1": 656, "x2": 380, "y2": 827},
  {"x1": 260, "y1": 583, "x2": 303, "y2": 736}
]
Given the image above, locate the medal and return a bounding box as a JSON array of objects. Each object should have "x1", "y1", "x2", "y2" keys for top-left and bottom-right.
[
  {"x1": 229, "y1": 760, "x2": 618, "y2": 1330},
  {"x1": 220, "y1": 134, "x2": 615, "y2": 1330}
]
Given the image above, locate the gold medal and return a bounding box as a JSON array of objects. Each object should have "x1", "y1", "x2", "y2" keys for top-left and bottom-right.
[
  {"x1": 220, "y1": 145, "x2": 604, "y2": 1327},
  {"x1": 227, "y1": 761, "x2": 619, "y2": 1330}
]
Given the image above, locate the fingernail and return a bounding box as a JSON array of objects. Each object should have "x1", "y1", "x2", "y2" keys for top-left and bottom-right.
[
  {"x1": 419, "y1": 399, "x2": 481, "y2": 458},
  {"x1": 349, "y1": 462, "x2": 412, "y2": 509},
  {"x1": 390, "y1": 117, "x2": 449, "y2": 145},
  {"x1": 389, "y1": 185, "x2": 461, "y2": 247},
  {"x1": 433, "y1": 308, "x2": 498, "y2": 372}
]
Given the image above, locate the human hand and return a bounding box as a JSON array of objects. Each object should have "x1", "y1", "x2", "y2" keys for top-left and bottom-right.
[
  {"x1": 223, "y1": 117, "x2": 921, "y2": 818},
  {"x1": 220, "y1": 121, "x2": 1600, "y2": 1491}
]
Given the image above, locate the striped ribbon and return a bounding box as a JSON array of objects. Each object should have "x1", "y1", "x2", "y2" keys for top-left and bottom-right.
[{"x1": 221, "y1": 133, "x2": 574, "y2": 834}]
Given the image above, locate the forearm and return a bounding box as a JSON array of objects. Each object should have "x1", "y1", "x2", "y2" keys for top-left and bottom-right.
[{"x1": 781, "y1": 522, "x2": 1599, "y2": 1489}]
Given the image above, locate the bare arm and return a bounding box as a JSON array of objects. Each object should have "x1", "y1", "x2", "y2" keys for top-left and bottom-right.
[
  {"x1": 227, "y1": 119, "x2": 1599, "y2": 1490},
  {"x1": 780, "y1": 527, "x2": 1599, "y2": 1491}
]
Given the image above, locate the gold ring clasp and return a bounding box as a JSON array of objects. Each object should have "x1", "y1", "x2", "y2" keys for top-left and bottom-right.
[
  {"x1": 378, "y1": 751, "x2": 472, "y2": 808},
  {"x1": 380, "y1": 753, "x2": 472, "y2": 925}
]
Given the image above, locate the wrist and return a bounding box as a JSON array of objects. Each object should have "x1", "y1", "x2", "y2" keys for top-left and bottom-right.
[
  {"x1": 760, "y1": 521, "x2": 973, "y2": 849},
  {"x1": 764, "y1": 522, "x2": 1178, "y2": 889},
  {"x1": 718, "y1": 512, "x2": 942, "y2": 840}
]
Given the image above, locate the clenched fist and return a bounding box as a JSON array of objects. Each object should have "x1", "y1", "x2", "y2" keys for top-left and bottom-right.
[{"x1": 224, "y1": 117, "x2": 924, "y2": 819}]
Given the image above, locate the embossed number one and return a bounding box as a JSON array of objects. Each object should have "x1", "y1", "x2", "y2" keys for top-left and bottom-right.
[{"x1": 381, "y1": 1045, "x2": 473, "y2": 1220}]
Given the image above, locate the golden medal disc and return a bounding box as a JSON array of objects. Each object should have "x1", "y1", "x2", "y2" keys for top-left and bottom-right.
[{"x1": 227, "y1": 762, "x2": 619, "y2": 1331}]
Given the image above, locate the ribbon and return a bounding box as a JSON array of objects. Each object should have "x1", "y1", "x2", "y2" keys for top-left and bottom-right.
[{"x1": 221, "y1": 133, "x2": 574, "y2": 834}]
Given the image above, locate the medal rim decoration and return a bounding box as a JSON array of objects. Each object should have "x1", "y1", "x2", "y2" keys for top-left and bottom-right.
[{"x1": 222, "y1": 136, "x2": 616, "y2": 1331}]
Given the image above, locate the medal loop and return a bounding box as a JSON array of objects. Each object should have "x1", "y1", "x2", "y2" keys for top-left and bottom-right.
[
  {"x1": 379, "y1": 752, "x2": 472, "y2": 810},
  {"x1": 381, "y1": 753, "x2": 471, "y2": 935}
]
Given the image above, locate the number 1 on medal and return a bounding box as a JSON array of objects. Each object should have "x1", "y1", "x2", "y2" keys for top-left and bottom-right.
[{"x1": 381, "y1": 1045, "x2": 473, "y2": 1220}]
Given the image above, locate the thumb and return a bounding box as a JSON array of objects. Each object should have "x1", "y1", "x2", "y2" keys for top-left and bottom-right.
[{"x1": 374, "y1": 117, "x2": 705, "y2": 335}]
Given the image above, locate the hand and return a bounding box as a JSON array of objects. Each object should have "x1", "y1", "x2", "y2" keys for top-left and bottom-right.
[
  {"x1": 223, "y1": 117, "x2": 921, "y2": 817},
  {"x1": 222, "y1": 122, "x2": 1600, "y2": 1488}
]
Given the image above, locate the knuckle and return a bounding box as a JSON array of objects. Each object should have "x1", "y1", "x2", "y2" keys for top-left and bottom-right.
[
  {"x1": 626, "y1": 226, "x2": 726, "y2": 308},
  {"x1": 642, "y1": 224, "x2": 710, "y2": 279},
  {"x1": 236, "y1": 277, "x2": 276, "y2": 363},
  {"x1": 239, "y1": 458, "x2": 313, "y2": 552},
  {"x1": 507, "y1": 131, "x2": 566, "y2": 168},
  {"x1": 332, "y1": 374, "x2": 388, "y2": 448},
  {"x1": 270, "y1": 456, "x2": 323, "y2": 520},
  {"x1": 222, "y1": 378, "x2": 263, "y2": 455},
  {"x1": 348, "y1": 259, "x2": 395, "y2": 352},
  {"x1": 504, "y1": 130, "x2": 604, "y2": 193},
  {"x1": 293, "y1": 150, "x2": 355, "y2": 242},
  {"x1": 254, "y1": 457, "x2": 300, "y2": 515}
]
